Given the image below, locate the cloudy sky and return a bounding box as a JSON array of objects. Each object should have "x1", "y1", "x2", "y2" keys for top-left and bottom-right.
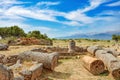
[{"x1": 0, "y1": 0, "x2": 120, "y2": 38}]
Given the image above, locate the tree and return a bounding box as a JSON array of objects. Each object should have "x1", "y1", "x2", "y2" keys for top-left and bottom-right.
[
  {"x1": 27, "y1": 30, "x2": 49, "y2": 39},
  {"x1": 27, "y1": 30, "x2": 41, "y2": 39},
  {"x1": 0, "y1": 27, "x2": 10, "y2": 38},
  {"x1": 0, "y1": 26, "x2": 26, "y2": 38},
  {"x1": 9, "y1": 25, "x2": 26, "y2": 37},
  {"x1": 43, "y1": 33, "x2": 48, "y2": 39},
  {"x1": 112, "y1": 34, "x2": 120, "y2": 42},
  {"x1": 0, "y1": 26, "x2": 50, "y2": 40}
]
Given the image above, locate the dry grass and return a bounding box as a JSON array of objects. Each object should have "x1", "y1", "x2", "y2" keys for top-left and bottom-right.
[
  {"x1": 0, "y1": 39, "x2": 119, "y2": 80},
  {"x1": 39, "y1": 57, "x2": 114, "y2": 80},
  {"x1": 0, "y1": 45, "x2": 46, "y2": 56}
]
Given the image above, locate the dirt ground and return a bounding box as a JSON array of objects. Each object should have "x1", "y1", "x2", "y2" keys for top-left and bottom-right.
[
  {"x1": 39, "y1": 58, "x2": 114, "y2": 80},
  {"x1": 0, "y1": 45, "x2": 45, "y2": 56},
  {"x1": 0, "y1": 40, "x2": 120, "y2": 80}
]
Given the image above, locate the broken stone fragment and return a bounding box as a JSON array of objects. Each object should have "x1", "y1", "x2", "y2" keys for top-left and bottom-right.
[
  {"x1": 0, "y1": 63, "x2": 14, "y2": 80},
  {"x1": 19, "y1": 69, "x2": 32, "y2": 80}
]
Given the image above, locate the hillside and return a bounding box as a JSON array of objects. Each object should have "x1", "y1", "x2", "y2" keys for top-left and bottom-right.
[{"x1": 58, "y1": 30, "x2": 120, "y2": 40}]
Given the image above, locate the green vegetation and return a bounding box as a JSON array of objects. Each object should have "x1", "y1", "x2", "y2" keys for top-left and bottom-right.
[
  {"x1": 0, "y1": 26, "x2": 26, "y2": 38},
  {"x1": 0, "y1": 37, "x2": 17, "y2": 44},
  {"x1": 112, "y1": 34, "x2": 120, "y2": 42},
  {"x1": 27, "y1": 30, "x2": 48, "y2": 39},
  {"x1": 0, "y1": 25, "x2": 50, "y2": 40}
]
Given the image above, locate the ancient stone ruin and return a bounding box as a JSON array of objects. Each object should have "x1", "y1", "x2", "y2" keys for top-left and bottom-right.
[
  {"x1": 86, "y1": 45, "x2": 120, "y2": 79},
  {"x1": 68, "y1": 40, "x2": 76, "y2": 53},
  {"x1": 0, "y1": 40, "x2": 120, "y2": 79},
  {"x1": 0, "y1": 51, "x2": 59, "y2": 80},
  {"x1": 0, "y1": 63, "x2": 13, "y2": 80},
  {"x1": 8, "y1": 37, "x2": 53, "y2": 46}
]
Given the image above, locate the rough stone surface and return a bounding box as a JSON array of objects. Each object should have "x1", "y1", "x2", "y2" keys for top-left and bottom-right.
[
  {"x1": 19, "y1": 51, "x2": 58, "y2": 70},
  {"x1": 0, "y1": 54, "x2": 5, "y2": 63},
  {"x1": 9, "y1": 60, "x2": 22, "y2": 69},
  {"x1": 19, "y1": 70, "x2": 32, "y2": 80},
  {"x1": 18, "y1": 63, "x2": 43, "y2": 80},
  {"x1": 74, "y1": 46, "x2": 83, "y2": 52},
  {"x1": 87, "y1": 45, "x2": 102, "y2": 56},
  {"x1": 104, "y1": 48, "x2": 120, "y2": 57},
  {"x1": 3, "y1": 55, "x2": 20, "y2": 66},
  {"x1": 82, "y1": 46, "x2": 89, "y2": 52},
  {"x1": 30, "y1": 63, "x2": 43, "y2": 80},
  {"x1": 68, "y1": 40, "x2": 76, "y2": 53},
  {"x1": 0, "y1": 63, "x2": 14, "y2": 80},
  {"x1": 0, "y1": 43, "x2": 8, "y2": 50},
  {"x1": 14, "y1": 76, "x2": 24, "y2": 80}
]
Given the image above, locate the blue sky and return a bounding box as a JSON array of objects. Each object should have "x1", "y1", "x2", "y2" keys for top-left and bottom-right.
[{"x1": 0, "y1": 0, "x2": 120, "y2": 38}]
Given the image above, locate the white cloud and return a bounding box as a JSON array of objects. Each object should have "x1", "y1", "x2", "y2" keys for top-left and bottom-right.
[
  {"x1": 6, "y1": 6, "x2": 57, "y2": 22},
  {"x1": 58, "y1": 0, "x2": 112, "y2": 25},
  {"x1": 81, "y1": 0, "x2": 103, "y2": 12},
  {"x1": 0, "y1": 0, "x2": 30, "y2": 8},
  {"x1": 60, "y1": 21, "x2": 83, "y2": 26},
  {"x1": 36, "y1": 1, "x2": 60, "y2": 6},
  {"x1": 81, "y1": 0, "x2": 110, "y2": 12},
  {"x1": 24, "y1": 26, "x2": 58, "y2": 37},
  {"x1": 98, "y1": 10, "x2": 120, "y2": 16},
  {"x1": 24, "y1": 26, "x2": 57, "y2": 33},
  {"x1": 64, "y1": 10, "x2": 94, "y2": 24},
  {"x1": 0, "y1": 0, "x2": 22, "y2": 5},
  {"x1": 0, "y1": 19, "x2": 28, "y2": 28},
  {"x1": 106, "y1": 1, "x2": 120, "y2": 6},
  {"x1": 26, "y1": 26, "x2": 59, "y2": 38},
  {"x1": 0, "y1": 0, "x2": 112, "y2": 27},
  {"x1": 87, "y1": 21, "x2": 120, "y2": 33}
]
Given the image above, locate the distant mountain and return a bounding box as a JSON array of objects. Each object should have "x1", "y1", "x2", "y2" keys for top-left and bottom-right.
[{"x1": 58, "y1": 30, "x2": 120, "y2": 40}]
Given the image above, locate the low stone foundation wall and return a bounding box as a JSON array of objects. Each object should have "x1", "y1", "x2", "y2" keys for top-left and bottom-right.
[
  {"x1": 19, "y1": 63, "x2": 43, "y2": 80},
  {"x1": 3, "y1": 55, "x2": 20, "y2": 66}
]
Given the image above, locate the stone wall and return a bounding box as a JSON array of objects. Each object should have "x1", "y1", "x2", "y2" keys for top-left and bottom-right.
[
  {"x1": 3, "y1": 55, "x2": 20, "y2": 66},
  {"x1": 0, "y1": 63, "x2": 14, "y2": 80},
  {"x1": 19, "y1": 63, "x2": 43, "y2": 80}
]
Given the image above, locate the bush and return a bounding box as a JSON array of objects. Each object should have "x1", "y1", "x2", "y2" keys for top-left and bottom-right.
[
  {"x1": 0, "y1": 26, "x2": 50, "y2": 40},
  {"x1": 92, "y1": 39, "x2": 99, "y2": 42},
  {"x1": 112, "y1": 34, "x2": 120, "y2": 42},
  {"x1": 0, "y1": 26, "x2": 26, "y2": 38},
  {"x1": 107, "y1": 40, "x2": 110, "y2": 42},
  {"x1": 27, "y1": 30, "x2": 48, "y2": 39}
]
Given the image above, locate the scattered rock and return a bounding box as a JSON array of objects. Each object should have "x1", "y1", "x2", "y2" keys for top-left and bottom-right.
[{"x1": 0, "y1": 43, "x2": 9, "y2": 50}]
